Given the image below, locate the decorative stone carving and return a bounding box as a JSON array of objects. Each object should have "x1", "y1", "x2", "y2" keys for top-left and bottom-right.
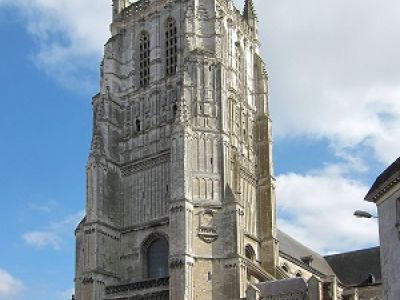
[
  {"x1": 105, "y1": 277, "x2": 169, "y2": 295},
  {"x1": 198, "y1": 210, "x2": 218, "y2": 243}
]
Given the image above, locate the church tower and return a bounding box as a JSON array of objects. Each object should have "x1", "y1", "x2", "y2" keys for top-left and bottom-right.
[{"x1": 74, "y1": 0, "x2": 277, "y2": 299}]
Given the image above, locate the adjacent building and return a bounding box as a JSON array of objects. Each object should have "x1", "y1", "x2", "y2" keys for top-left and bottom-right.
[
  {"x1": 365, "y1": 157, "x2": 400, "y2": 299},
  {"x1": 325, "y1": 247, "x2": 382, "y2": 300}
]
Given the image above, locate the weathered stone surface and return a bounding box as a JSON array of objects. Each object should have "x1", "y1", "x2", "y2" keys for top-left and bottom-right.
[
  {"x1": 75, "y1": 0, "x2": 277, "y2": 299},
  {"x1": 365, "y1": 157, "x2": 400, "y2": 300}
]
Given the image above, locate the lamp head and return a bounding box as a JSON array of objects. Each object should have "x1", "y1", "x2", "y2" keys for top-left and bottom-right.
[{"x1": 354, "y1": 210, "x2": 375, "y2": 219}]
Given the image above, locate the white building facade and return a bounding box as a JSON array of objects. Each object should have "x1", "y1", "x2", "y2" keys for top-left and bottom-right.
[{"x1": 365, "y1": 157, "x2": 400, "y2": 300}]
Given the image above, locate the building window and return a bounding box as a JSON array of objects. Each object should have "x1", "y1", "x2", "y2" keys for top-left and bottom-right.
[
  {"x1": 281, "y1": 264, "x2": 289, "y2": 273},
  {"x1": 165, "y1": 18, "x2": 177, "y2": 76},
  {"x1": 147, "y1": 237, "x2": 169, "y2": 278},
  {"x1": 235, "y1": 43, "x2": 243, "y2": 84},
  {"x1": 245, "y1": 244, "x2": 256, "y2": 261},
  {"x1": 136, "y1": 119, "x2": 141, "y2": 132},
  {"x1": 139, "y1": 31, "x2": 150, "y2": 87}
]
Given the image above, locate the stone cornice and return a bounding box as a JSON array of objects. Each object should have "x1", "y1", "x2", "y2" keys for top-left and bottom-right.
[
  {"x1": 105, "y1": 277, "x2": 169, "y2": 295},
  {"x1": 121, "y1": 151, "x2": 170, "y2": 176},
  {"x1": 279, "y1": 251, "x2": 327, "y2": 279},
  {"x1": 121, "y1": 217, "x2": 169, "y2": 234},
  {"x1": 365, "y1": 175, "x2": 400, "y2": 203}
]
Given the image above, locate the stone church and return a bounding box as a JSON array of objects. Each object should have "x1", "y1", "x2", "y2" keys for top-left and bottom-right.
[{"x1": 74, "y1": 0, "x2": 383, "y2": 299}]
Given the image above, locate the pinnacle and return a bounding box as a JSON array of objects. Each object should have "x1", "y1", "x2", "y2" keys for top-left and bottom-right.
[{"x1": 243, "y1": 0, "x2": 257, "y2": 21}]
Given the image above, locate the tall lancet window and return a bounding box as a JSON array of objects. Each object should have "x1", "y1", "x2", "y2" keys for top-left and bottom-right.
[
  {"x1": 139, "y1": 31, "x2": 150, "y2": 87},
  {"x1": 235, "y1": 43, "x2": 243, "y2": 84},
  {"x1": 165, "y1": 18, "x2": 178, "y2": 76}
]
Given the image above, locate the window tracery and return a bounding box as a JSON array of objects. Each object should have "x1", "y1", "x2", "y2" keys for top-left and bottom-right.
[
  {"x1": 245, "y1": 244, "x2": 256, "y2": 261},
  {"x1": 139, "y1": 31, "x2": 150, "y2": 87},
  {"x1": 165, "y1": 18, "x2": 178, "y2": 76}
]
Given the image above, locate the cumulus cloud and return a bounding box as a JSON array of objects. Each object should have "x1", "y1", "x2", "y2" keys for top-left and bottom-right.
[
  {"x1": 1, "y1": 0, "x2": 395, "y2": 253},
  {"x1": 23, "y1": 211, "x2": 84, "y2": 250},
  {"x1": 0, "y1": 269, "x2": 23, "y2": 299},
  {"x1": 0, "y1": 0, "x2": 110, "y2": 91},
  {"x1": 2, "y1": 0, "x2": 398, "y2": 163},
  {"x1": 251, "y1": 0, "x2": 400, "y2": 165},
  {"x1": 276, "y1": 163, "x2": 379, "y2": 254}
]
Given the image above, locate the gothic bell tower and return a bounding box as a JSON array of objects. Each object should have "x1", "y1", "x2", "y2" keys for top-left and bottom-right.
[{"x1": 74, "y1": 0, "x2": 277, "y2": 299}]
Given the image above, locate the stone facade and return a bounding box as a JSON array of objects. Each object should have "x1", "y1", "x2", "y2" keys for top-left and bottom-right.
[
  {"x1": 365, "y1": 157, "x2": 400, "y2": 300},
  {"x1": 74, "y1": 0, "x2": 277, "y2": 299},
  {"x1": 74, "y1": 1, "x2": 389, "y2": 299}
]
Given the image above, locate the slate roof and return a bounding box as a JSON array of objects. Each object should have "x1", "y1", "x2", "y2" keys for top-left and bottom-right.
[
  {"x1": 277, "y1": 230, "x2": 335, "y2": 277},
  {"x1": 365, "y1": 156, "x2": 400, "y2": 202},
  {"x1": 257, "y1": 278, "x2": 307, "y2": 296},
  {"x1": 324, "y1": 247, "x2": 381, "y2": 287}
]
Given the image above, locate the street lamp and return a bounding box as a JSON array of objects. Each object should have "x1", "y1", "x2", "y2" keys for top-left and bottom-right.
[{"x1": 353, "y1": 210, "x2": 378, "y2": 219}]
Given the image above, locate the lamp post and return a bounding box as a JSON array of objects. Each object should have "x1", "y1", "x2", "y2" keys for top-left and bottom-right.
[{"x1": 353, "y1": 210, "x2": 378, "y2": 219}]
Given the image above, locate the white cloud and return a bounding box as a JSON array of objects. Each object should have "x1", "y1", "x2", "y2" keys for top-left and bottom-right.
[
  {"x1": 0, "y1": 0, "x2": 394, "y2": 254},
  {"x1": 23, "y1": 211, "x2": 84, "y2": 250},
  {"x1": 276, "y1": 163, "x2": 379, "y2": 254},
  {"x1": 0, "y1": 0, "x2": 110, "y2": 91},
  {"x1": 1, "y1": 0, "x2": 397, "y2": 163},
  {"x1": 250, "y1": 0, "x2": 400, "y2": 165},
  {"x1": 28, "y1": 200, "x2": 57, "y2": 213},
  {"x1": 0, "y1": 269, "x2": 23, "y2": 299},
  {"x1": 23, "y1": 231, "x2": 61, "y2": 250}
]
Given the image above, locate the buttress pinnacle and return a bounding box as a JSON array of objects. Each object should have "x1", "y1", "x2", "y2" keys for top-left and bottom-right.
[{"x1": 243, "y1": 0, "x2": 257, "y2": 23}]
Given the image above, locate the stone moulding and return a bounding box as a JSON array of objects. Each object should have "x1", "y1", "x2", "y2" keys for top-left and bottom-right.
[
  {"x1": 368, "y1": 176, "x2": 400, "y2": 202},
  {"x1": 105, "y1": 277, "x2": 169, "y2": 295},
  {"x1": 121, "y1": 151, "x2": 170, "y2": 176},
  {"x1": 120, "y1": 0, "x2": 152, "y2": 20}
]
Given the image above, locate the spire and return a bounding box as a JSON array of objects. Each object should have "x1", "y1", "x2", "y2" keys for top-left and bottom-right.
[{"x1": 243, "y1": 0, "x2": 257, "y2": 24}]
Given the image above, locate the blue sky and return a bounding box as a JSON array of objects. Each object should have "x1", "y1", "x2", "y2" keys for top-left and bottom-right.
[{"x1": 1, "y1": 0, "x2": 399, "y2": 299}]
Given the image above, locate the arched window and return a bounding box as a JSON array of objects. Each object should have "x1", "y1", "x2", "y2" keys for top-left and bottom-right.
[
  {"x1": 235, "y1": 43, "x2": 243, "y2": 84},
  {"x1": 295, "y1": 271, "x2": 303, "y2": 278},
  {"x1": 139, "y1": 31, "x2": 150, "y2": 87},
  {"x1": 281, "y1": 264, "x2": 289, "y2": 273},
  {"x1": 165, "y1": 18, "x2": 177, "y2": 76},
  {"x1": 245, "y1": 244, "x2": 256, "y2": 261},
  {"x1": 147, "y1": 238, "x2": 169, "y2": 278}
]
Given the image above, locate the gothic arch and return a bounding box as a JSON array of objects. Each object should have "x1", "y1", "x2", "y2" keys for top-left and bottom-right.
[
  {"x1": 281, "y1": 263, "x2": 290, "y2": 274},
  {"x1": 245, "y1": 244, "x2": 256, "y2": 261},
  {"x1": 141, "y1": 232, "x2": 169, "y2": 279}
]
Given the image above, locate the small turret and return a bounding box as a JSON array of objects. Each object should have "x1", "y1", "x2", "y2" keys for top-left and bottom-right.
[{"x1": 243, "y1": 0, "x2": 258, "y2": 29}]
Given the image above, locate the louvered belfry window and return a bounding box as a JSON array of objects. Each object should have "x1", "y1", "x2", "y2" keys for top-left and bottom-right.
[
  {"x1": 139, "y1": 32, "x2": 150, "y2": 87},
  {"x1": 165, "y1": 18, "x2": 177, "y2": 76}
]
